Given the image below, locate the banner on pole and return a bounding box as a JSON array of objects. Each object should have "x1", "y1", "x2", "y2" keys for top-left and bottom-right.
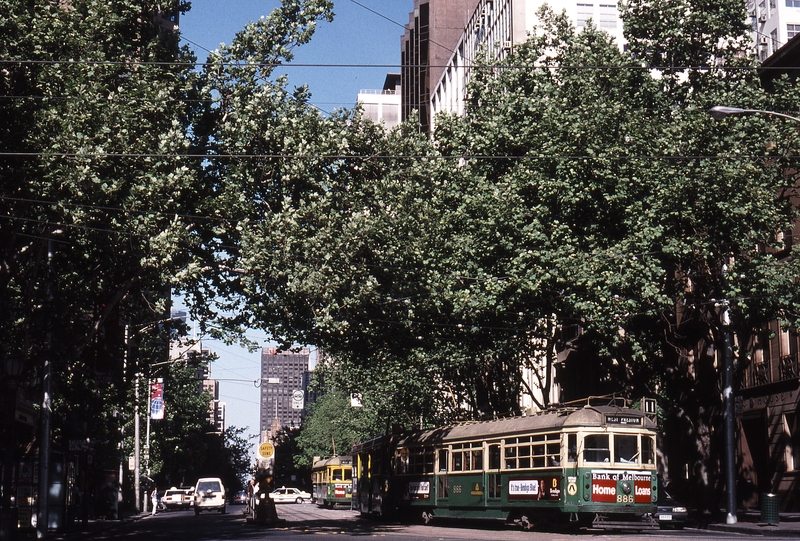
[{"x1": 150, "y1": 379, "x2": 165, "y2": 420}]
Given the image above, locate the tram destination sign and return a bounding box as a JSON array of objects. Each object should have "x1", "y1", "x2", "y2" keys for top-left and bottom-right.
[{"x1": 605, "y1": 414, "x2": 642, "y2": 426}]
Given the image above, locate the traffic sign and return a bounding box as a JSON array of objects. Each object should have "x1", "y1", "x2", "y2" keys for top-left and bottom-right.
[
  {"x1": 259, "y1": 442, "x2": 275, "y2": 459},
  {"x1": 291, "y1": 390, "x2": 304, "y2": 410}
]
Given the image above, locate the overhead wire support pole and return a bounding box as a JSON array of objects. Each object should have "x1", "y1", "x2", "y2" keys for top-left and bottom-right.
[
  {"x1": 708, "y1": 104, "x2": 800, "y2": 524},
  {"x1": 720, "y1": 300, "x2": 737, "y2": 525}
]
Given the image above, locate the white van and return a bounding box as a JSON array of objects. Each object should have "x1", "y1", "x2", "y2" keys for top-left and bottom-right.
[{"x1": 193, "y1": 477, "x2": 226, "y2": 515}]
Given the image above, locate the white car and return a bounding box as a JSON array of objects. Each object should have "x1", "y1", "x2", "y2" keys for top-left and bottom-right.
[
  {"x1": 269, "y1": 486, "x2": 311, "y2": 504},
  {"x1": 193, "y1": 477, "x2": 226, "y2": 514},
  {"x1": 162, "y1": 487, "x2": 193, "y2": 510}
]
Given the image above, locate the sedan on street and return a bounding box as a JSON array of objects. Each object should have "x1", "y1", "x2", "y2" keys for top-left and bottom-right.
[
  {"x1": 269, "y1": 486, "x2": 311, "y2": 504},
  {"x1": 656, "y1": 490, "x2": 689, "y2": 529}
]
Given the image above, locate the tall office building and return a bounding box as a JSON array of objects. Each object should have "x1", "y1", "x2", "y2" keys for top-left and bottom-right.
[
  {"x1": 429, "y1": 0, "x2": 626, "y2": 131},
  {"x1": 401, "y1": 0, "x2": 481, "y2": 133},
  {"x1": 259, "y1": 348, "x2": 311, "y2": 442}
]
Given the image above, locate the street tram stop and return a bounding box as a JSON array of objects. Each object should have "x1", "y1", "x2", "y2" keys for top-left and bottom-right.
[{"x1": 247, "y1": 443, "x2": 282, "y2": 526}]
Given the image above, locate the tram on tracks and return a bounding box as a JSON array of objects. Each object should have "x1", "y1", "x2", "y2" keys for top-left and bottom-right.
[
  {"x1": 351, "y1": 399, "x2": 659, "y2": 530},
  {"x1": 312, "y1": 455, "x2": 354, "y2": 508}
]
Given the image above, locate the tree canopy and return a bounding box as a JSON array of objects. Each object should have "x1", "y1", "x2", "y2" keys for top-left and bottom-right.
[{"x1": 5, "y1": 0, "x2": 800, "y2": 514}]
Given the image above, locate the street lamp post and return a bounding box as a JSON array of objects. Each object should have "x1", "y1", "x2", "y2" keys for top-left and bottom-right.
[{"x1": 708, "y1": 104, "x2": 800, "y2": 524}]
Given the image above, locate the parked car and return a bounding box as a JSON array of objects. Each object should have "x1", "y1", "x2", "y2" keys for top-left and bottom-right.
[
  {"x1": 232, "y1": 490, "x2": 248, "y2": 505},
  {"x1": 193, "y1": 477, "x2": 226, "y2": 515},
  {"x1": 269, "y1": 486, "x2": 311, "y2": 504},
  {"x1": 162, "y1": 487, "x2": 193, "y2": 510},
  {"x1": 656, "y1": 490, "x2": 688, "y2": 529}
]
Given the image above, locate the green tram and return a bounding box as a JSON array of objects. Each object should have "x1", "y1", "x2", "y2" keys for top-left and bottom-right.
[
  {"x1": 352, "y1": 401, "x2": 659, "y2": 530},
  {"x1": 312, "y1": 455, "x2": 354, "y2": 508}
]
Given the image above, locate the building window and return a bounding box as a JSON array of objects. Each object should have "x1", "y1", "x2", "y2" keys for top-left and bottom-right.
[
  {"x1": 576, "y1": 3, "x2": 593, "y2": 27},
  {"x1": 789, "y1": 23, "x2": 800, "y2": 38},
  {"x1": 787, "y1": 0, "x2": 800, "y2": 7},
  {"x1": 599, "y1": 4, "x2": 617, "y2": 28}
]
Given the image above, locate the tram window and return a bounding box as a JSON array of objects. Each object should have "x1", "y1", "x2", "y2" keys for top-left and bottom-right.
[
  {"x1": 489, "y1": 445, "x2": 501, "y2": 470},
  {"x1": 614, "y1": 435, "x2": 639, "y2": 463},
  {"x1": 642, "y1": 436, "x2": 655, "y2": 465},
  {"x1": 344, "y1": 469, "x2": 353, "y2": 481},
  {"x1": 504, "y1": 446, "x2": 517, "y2": 469},
  {"x1": 396, "y1": 450, "x2": 409, "y2": 474},
  {"x1": 333, "y1": 469, "x2": 344, "y2": 480},
  {"x1": 451, "y1": 444, "x2": 483, "y2": 472},
  {"x1": 471, "y1": 450, "x2": 483, "y2": 470},
  {"x1": 424, "y1": 449, "x2": 434, "y2": 473},
  {"x1": 402, "y1": 447, "x2": 434, "y2": 474},
  {"x1": 547, "y1": 443, "x2": 561, "y2": 466},
  {"x1": 568, "y1": 434, "x2": 577, "y2": 463},
  {"x1": 504, "y1": 433, "x2": 559, "y2": 469},
  {"x1": 438, "y1": 450, "x2": 448, "y2": 472},
  {"x1": 584, "y1": 434, "x2": 610, "y2": 462}
]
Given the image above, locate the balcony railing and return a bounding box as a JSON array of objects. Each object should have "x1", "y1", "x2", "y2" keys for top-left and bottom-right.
[
  {"x1": 745, "y1": 353, "x2": 800, "y2": 389},
  {"x1": 780, "y1": 353, "x2": 799, "y2": 380}
]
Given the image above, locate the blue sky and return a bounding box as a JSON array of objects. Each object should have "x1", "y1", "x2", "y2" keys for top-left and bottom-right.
[
  {"x1": 177, "y1": 1, "x2": 414, "y2": 447},
  {"x1": 181, "y1": 0, "x2": 412, "y2": 113}
]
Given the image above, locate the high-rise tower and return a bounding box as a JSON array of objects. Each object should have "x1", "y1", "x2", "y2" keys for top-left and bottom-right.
[{"x1": 259, "y1": 348, "x2": 310, "y2": 442}]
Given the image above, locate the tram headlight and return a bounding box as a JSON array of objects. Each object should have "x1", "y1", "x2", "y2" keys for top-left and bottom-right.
[{"x1": 621, "y1": 481, "x2": 632, "y2": 495}]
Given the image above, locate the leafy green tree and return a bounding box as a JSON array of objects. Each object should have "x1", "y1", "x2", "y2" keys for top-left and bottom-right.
[
  {"x1": 432, "y1": 2, "x2": 800, "y2": 510},
  {"x1": 255, "y1": 3, "x2": 800, "y2": 513},
  {"x1": 295, "y1": 389, "x2": 382, "y2": 468},
  {"x1": 0, "y1": 0, "x2": 336, "y2": 512}
]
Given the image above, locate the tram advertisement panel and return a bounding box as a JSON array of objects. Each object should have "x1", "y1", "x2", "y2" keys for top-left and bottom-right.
[
  {"x1": 590, "y1": 470, "x2": 652, "y2": 503},
  {"x1": 508, "y1": 476, "x2": 561, "y2": 501}
]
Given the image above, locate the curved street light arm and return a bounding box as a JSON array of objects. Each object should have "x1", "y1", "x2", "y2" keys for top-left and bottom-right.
[{"x1": 709, "y1": 105, "x2": 800, "y2": 124}]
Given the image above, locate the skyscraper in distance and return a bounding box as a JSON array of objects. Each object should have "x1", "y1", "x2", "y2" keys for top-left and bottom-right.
[{"x1": 259, "y1": 348, "x2": 310, "y2": 442}]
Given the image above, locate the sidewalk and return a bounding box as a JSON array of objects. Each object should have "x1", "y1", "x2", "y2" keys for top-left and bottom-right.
[
  {"x1": 701, "y1": 510, "x2": 800, "y2": 538},
  {"x1": 18, "y1": 509, "x2": 147, "y2": 541}
]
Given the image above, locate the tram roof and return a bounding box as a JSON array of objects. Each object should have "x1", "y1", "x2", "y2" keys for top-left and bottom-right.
[
  {"x1": 312, "y1": 455, "x2": 353, "y2": 469},
  {"x1": 394, "y1": 405, "x2": 656, "y2": 447}
]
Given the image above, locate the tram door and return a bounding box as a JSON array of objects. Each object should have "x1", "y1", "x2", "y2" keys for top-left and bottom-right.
[
  {"x1": 486, "y1": 443, "x2": 502, "y2": 508},
  {"x1": 436, "y1": 449, "x2": 449, "y2": 507}
]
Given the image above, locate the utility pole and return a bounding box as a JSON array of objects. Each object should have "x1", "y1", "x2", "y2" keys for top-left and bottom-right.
[
  {"x1": 37, "y1": 239, "x2": 55, "y2": 539},
  {"x1": 134, "y1": 372, "x2": 141, "y2": 513},
  {"x1": 721, "y1": 301, "x2": 738, "y2": 525}
]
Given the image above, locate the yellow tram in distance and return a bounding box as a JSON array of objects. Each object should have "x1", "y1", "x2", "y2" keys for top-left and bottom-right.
[
  {"x1": 312, "y1": 455, "x2": 354, "y2": 508},
  {"x1": 352, "y1": 398, "x2": 659, "y2": 530}
]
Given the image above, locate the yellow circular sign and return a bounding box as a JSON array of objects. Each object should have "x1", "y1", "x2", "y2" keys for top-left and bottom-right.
[{"x1": 258, "y1": 442, "x2": 275, "y2": 459}]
